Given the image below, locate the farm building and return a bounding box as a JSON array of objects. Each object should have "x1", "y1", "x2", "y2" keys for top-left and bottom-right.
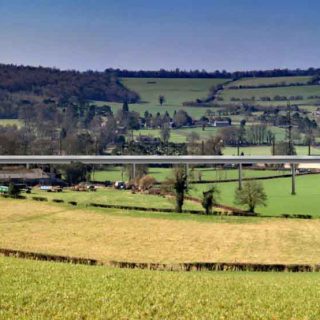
[
  {"x1": 0, "y1": 167, "x2": 48, "y2": 181},
  {"x1": 0, "y1": 167, "x2": 67, "y2": 186}
]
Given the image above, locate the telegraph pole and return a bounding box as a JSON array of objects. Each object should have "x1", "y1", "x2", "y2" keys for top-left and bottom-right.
[
  {"x1": 287, "y1": 103, "x2": 296, "y2": 195},
  {"x1": 237, "y1": 138, "x2": 242, "y2": 190}
]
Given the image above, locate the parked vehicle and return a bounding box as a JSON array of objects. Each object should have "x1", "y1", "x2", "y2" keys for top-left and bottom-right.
[
  {"x1": 0, "y1": 185, "x2": 9, "y2": 194},
  {"x1": 71, "y1": 183, "x2": 97, "y2": 192},
  {"x1": 114, "y1": 181, "x2": 126, "y2": 190},
  {"x1": 40, "y1": 185, "x2": 63, "y2": 192},
  {"x1": 104, "y1": 180, "x2": 113, "y2": 187}
]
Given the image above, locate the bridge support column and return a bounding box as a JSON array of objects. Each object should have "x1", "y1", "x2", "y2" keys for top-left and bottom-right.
[
  {"x1": 132, "y1": 163, "x2": 136, "y2": 180},
  {"x1": 238, "y1": 163, "x2": 243, "y2": 190},
  {"x1": 185, "y1": 163, "x2": 189, "y2": 188},
  {"x1": 291, "y1": 163, "x2": 296, "y2": 195}
]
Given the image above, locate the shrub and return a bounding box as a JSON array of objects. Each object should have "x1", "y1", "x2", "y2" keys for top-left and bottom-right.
[
  {"x1": 201, "y1": 186, "x2": 220, "y2": 215},
  {"x1": 8, "y1": 183, "x2": 21, "y2": 198},
  {"x1": 52, "y1": 199, "x2": 64, "y2": 203},
  {"x1": 139, "y1": 175, "x2": 156, "y2": 191},
  {"x1": 32, "y1": 196, "x2": 48, "y2": 202}
]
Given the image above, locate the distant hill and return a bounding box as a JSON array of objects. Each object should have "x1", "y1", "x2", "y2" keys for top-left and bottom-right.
[{"x1": 0, "y1": 64, "x2": 139, "y2": 103}]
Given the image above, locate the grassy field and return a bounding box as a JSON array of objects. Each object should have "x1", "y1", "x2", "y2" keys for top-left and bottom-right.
[
  {"x1": 98, "y1": 77, "x2": 229, "y2": 118},
  {"x1": 133, "y1": 125, "x2": 287, "y2": 143},
  {"x1": 219, "y1": 84, "x2": 320, "y2": 104},
  {"x1": 226, "y1": 76, "x2": 313, "y2": 88},
  {"x1": 191, "y1": 174, "x2": 320, "y2": 217},
  {"x1": 0, "y1": 119, "x2": 23, "y2": 128},
  {"x1": 92, "y1": 167, "x2": 287, "y2": 182},
  {"x1": 2, "y1": 257, "x2": 320, "y2": 319},
  {"x1": 27, "y1": 187, "x2": 202, "y2": 211},
  {"x1": 2, "y1": 198, "x2": 320, "y2": 264},
  {"x1": 33, "y1": 170, "x2": 320, "y2": 218},
  {"x1": 224, "y1": 145, "x2": 320, "y2": 155}
]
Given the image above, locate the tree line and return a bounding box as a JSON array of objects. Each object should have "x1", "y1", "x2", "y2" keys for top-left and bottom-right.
[
  {"x1": 0, "y1": 64, "x2": 139, "y2": 103},
  {"x1": 106, "y1": 67, "x2": 320, "y2": 79}
]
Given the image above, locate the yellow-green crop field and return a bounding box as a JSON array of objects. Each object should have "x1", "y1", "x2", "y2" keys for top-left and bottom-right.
[
  {"x1": 1, "y1": 256, "x2": 320, "y2": 320},
  {"x1": 2, "y1": 198, "x2": 320, "y2": 265}
]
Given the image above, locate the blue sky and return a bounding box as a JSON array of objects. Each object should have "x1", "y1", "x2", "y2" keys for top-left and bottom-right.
[{"x1": 0, "y1": 0, "x2": 319, "y2": 71}]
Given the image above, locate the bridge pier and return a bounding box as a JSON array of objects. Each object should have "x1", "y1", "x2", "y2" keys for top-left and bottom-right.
[{"x1": 132, "y1": 163, "x2": 136, "y2": 180}]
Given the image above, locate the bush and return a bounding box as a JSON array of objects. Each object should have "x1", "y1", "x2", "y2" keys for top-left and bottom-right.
[
  {"x1": 32, "y1": 196, "x2": 48, "y2": 202},
  {"x1": 139, "y1": 175, "x2": 156, "y2": 191},
  {"x1": 52, "y1": 199, "x2": 64, "y2": 203},
  {"x1": 8, "y1": 183, "x2": 21, "y2": 198},
  {"x1": 68, "y1": 201, "x2": 77, "y2": 206}
]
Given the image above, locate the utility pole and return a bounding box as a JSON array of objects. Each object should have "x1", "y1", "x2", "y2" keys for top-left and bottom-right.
[
  {"x1": 287, "y1": 103, "x2": 296, "y2": 195},
  {"x1": 237, "y1": 138, "x2": 242, "y2": 190},
  {"x1": 287, "y1": 103, "x2": 294, "y2": 156},
  {"x1": 291, "y1": 164, "x2": 296, "y2": 195}
]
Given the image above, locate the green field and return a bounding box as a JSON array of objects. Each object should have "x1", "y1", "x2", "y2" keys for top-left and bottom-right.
[
  {"x1": 226, "y1": 76, "x2": 313, "y2": 88},
  {"x1": 133, "y1": 125, "x2": 287, "y2": 143},
  {"x1": 0, "y1": 119, "x2": 23, "y2": 128},
  {"x1": 191, "y1": 174, "x2": 320, "y2": 217},
  {"x1": 224, "y1": 145, "x2": 320, "y2": 156},
  {"x1": 92, "y1": 167, "x2": 287, "y2": 182},
  {"x1": 28, "y1": 187, "x2": 202, "y2": 211},
  {"x1": 2, "y1": 257, "x2": 320, "y2": 320},
  {"x1": 220, "y1": 84, "x2": 320, "y2": 105},
  {"x1": 31, "y1": 170, "x2": 320, "y2": 217},
  {"x1": 99, "y1": 77, "x2": 229, "y2": 118}
]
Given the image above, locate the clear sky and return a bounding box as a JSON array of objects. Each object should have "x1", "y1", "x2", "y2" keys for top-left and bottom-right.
[{"x1": 0, "y1": 0, "x2": 319, "y2": 72}]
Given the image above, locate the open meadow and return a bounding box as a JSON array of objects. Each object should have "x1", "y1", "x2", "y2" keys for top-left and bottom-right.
[
  {"x1": 2, "y1": 256, "x2": 320, "y2": 320},
  {"x1": 219, "y1": 84, "x2": 320, "y2": 105},
  {"x1": 99, "y1": 77, "x2": 229, "y2": 118},
  {"x1": 0, "y1": 119, "x2": 23, "y2": 128},
  {"x1": 27, "y1": 187, "x2": 202, "y2": 211},
  {"x1": 133, "y1": 125, "x2": 287, "y2": 143},
  {"x1": 225, "y1": 75, "x2": 313, "y2": 88},
  {"x1": 191, "y1": 174, "x2": 320, "y2": 217},
  {"x1": 91, "y1": 166, "x2": 287, "y2": 182}
]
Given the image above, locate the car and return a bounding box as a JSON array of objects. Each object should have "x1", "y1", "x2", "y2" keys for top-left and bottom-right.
[
  {"x1": 104, "y1": 180, "x2": 113, "y2": 187},
  {"x1": 114, "y1": 181, "x2": 126, "y2": 189}
]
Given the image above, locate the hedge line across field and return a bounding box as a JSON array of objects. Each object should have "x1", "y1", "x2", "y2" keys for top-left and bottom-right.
[
  {"x1": 0, "y1": 248, "x2": 98, "y2": 265},
  {"x1": 111, "y1": 261, "x2": 320, "y2": 272},
  {"x1": 1, "y1": 248, "x2": 320, "y2": 272}
]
